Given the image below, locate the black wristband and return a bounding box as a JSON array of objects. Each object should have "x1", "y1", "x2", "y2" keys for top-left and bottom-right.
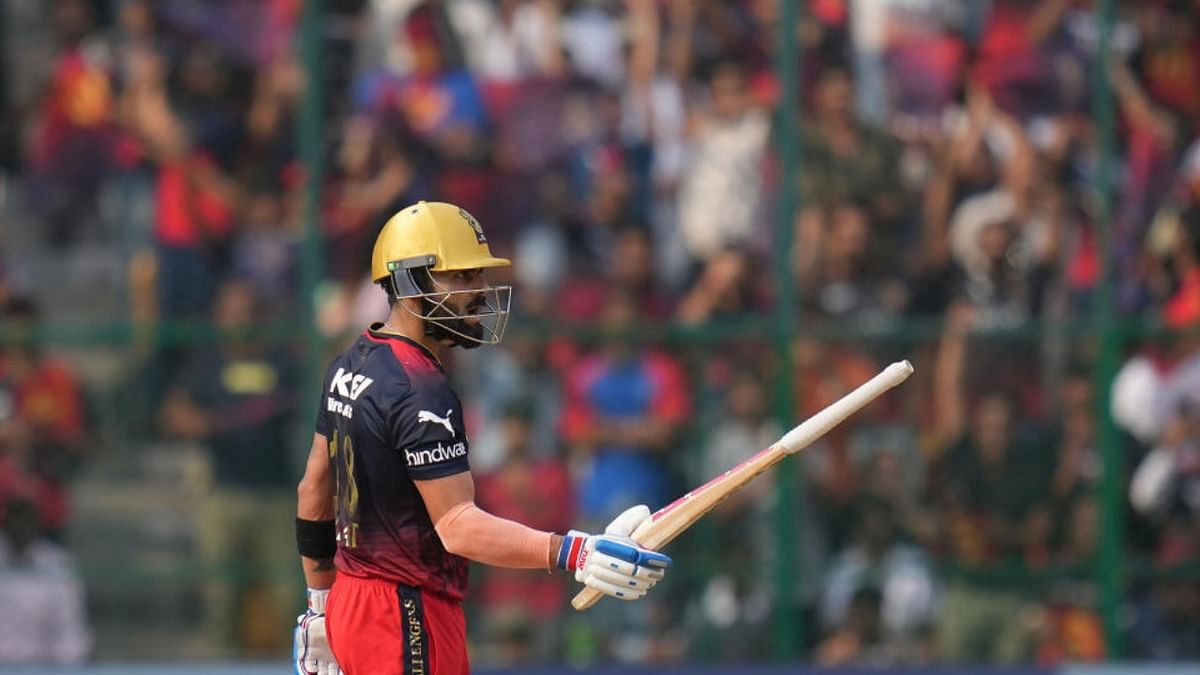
[{"x1": 296, "y1": 518, "x2": 337, "y2": 559}]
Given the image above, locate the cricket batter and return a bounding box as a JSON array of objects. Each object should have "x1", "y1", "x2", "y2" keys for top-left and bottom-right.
[{"x1": 294, "y1": 202, "x2": 671, "y2": 674}]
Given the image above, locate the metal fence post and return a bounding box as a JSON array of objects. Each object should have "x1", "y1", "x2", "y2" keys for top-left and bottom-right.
[
  {"x1": 772, "y1": 0, "x2": 803, "y2": 660},
  {"x1": 1090, "y1": 0, "x2": 1124, "y2": 659}
]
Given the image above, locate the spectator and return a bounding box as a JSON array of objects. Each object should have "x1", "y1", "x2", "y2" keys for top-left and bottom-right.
[
  {"x1": 0, "y1": 497, "x2": 91, "y2": 664},
  {"x1": 1031, "y1": 584, "x2": 1106, "y2": 666},
  {"x1": 159, "y1": 280, "x2": 297, "y2": 655},
  {"x1": 821, "y1": 498, "x2": 936, "y2": 653},
  {"x1": 229, "y1": 175, "x2": 299, "y2": 314},
  {"x1": 855, "y1": 434, "x2": 927, "y2": 544},
  {"x1": 928, "y1": 305, "x2": 1052, "y2": 663},
  {"x1": 677, "y1": 247, "x2": 768, "y2": 326},
  {"x1": 972, "y1": 0, "x2": 1070, "y2": 118},
  {"x1": 815, "y1": 586, "x2": 888, "y2": 666},
  {"x1": 1128, "y1": 580, "x2": 1200, "y2": 660},
  {"x1": 800, "y1": 65, "x2": 905, "y2": 227},
  {"x1": 559, "y1": 0, "x2": 625, "y2": 88},
  {"x1": 677, "y1": 60, "x2": 769, "y2": 265},
  {"x1": 561, "y1": 292, "x2": 690, "y2": 526},
  {"x1": 795, "y1": 200, "x2": 908, "y2": 321},
  {"x1": 474, "y1": 401, "x2": 574, "y2": 664},
  {"x1": 130, "y1": 40, "x2": 241, "y2": 323},
  {"x1": 354, "y1": 4, "x2": 488, "y2": 162},
  {"x1": 0, "y1": 366, "x2": 33, "y2": 516},
  {"x1": 851, "y1": 0, "x2": 969, "y2": 125},
  {"x1": 0, "y1": 260, "x2": 17, "y2": 314},
  {"x1": 1153, "y1": 184, "x2": 1200, "y2": 331},
  {"x1": 0, "y1": 299, "x2": 90, "y2": 539},
  {"x1": 692, "y1": 371, "x2": 779, "y2": 659},
  {"x1": 1129, "y1": 402, "x2": 1200, "y2": 540},
  {"x1": 510, "y1": 175, "x2": 573, "y2": 319},
  {"x1": 793, "y1": 339, "x2": 881, "y2": 552},
  {"x1": 1031, "y1": 500, "x2": 1105, "y2": 666},
  {"x1": 1127, "y1": 380, "x2": 1200, "y2": 664},
  {"x1": 27, "y1": 0, "x2": 118, "y2": 247},
  {"x1": 577, "y1": 141, "x2": 643, "y2": 268},
  {"x1": 323, "y1": 115, "x2": 418, "y2": 284},
  {"x1": 458, "y1": 333, "x2": 562, "y2": 473},
  {"x1": 930, "y1": 388, "x2": 1049, "y2": 663},
  {"x1": 561, "y1": 225, "x2": 675, "y2": 324},
  {"x1": 450, "y1": 0, "x2": 563, "y2": 84},
  {"x1": 1046, "y1": 368, "x2": 1100, "y2": 564}
]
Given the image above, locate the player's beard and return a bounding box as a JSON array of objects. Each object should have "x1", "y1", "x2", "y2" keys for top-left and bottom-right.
[{"x1": 424, "y1": 294, "x2": 488, "y2": 348}]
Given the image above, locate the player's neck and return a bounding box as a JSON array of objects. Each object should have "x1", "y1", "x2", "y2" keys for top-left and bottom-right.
[{"x1": 380, "y1": 312, "x2": 442, "y2": 360}]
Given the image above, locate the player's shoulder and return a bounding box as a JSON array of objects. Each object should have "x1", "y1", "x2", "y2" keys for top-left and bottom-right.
[{"x1": 325, "y1": 326, "x2": 449, "y2": 397}]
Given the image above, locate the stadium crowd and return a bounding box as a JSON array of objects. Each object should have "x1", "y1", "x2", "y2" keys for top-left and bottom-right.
[{"x1": 1, "y1": 0, "x2": 1200, "y2": 667}]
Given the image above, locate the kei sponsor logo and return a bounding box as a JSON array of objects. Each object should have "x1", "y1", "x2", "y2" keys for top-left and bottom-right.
[{"x1": 329, "y1": 367, "x2": 374, "y2": 401}]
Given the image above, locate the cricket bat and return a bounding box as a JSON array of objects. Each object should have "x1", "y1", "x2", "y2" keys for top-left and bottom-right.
[{"x1": 570, "y1": 359, "x2": 914, "y2": 611}]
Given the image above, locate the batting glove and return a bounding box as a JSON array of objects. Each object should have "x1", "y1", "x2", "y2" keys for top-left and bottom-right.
[
  {"x1": 294, "y1": 588, "x2": 342, "y2": 675},
  {"x1": 557, "y1": 505, "x2": 671, "y2": 600}
]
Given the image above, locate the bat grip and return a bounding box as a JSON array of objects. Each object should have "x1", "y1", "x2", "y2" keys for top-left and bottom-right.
[{"x1": 572, "y1": 587, "x2": 603, "y2": 610}]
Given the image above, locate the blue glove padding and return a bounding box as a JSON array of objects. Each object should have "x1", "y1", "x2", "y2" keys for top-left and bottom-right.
[
  {"x1": 294, "y1": 589, "x2": 341, "y2": 675},
  {"x1": 558, "y1": 505, "x2": 672, "y2": 600}
]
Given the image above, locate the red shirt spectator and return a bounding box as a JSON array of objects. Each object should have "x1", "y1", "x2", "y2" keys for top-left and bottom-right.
[
  {"x1": 0, "y1": 347, "x2": 86, "y2": 535},
  {"x1": 475, "y1": 446, "x2": 573, "y2": 617},
  {"x1": 32, "y1": 47, "x2": 115, "y2": 173},
  {"x1": 153, "y1": 152, "x2": 237, "y2": 248}
]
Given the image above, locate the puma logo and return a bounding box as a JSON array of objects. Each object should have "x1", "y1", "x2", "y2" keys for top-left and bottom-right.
[{"x1": 417, "y1": 409, "x2": 455, "y2": 437}]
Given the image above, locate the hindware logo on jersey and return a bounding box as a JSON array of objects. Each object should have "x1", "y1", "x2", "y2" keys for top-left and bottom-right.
[{"x1": 405, "y1": 441, "x2": 467, "y2": 467}]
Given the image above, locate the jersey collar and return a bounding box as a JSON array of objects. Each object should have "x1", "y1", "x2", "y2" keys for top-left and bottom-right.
[{"x1": 366, "y1": 323, "x2": 443, "y2": 369}]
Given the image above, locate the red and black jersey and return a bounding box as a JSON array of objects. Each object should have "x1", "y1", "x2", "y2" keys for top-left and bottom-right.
[{"x1": 314, "y1": 324, "x2": 470, "y2": 600}]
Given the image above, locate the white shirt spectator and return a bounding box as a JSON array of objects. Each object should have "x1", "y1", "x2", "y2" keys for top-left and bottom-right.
[
  {"x1": 622, "y1": 76, "x2": 687, "y2": 185},
  {"x1": 821, "y1": 543, "x2": 936, "y2": 637},
  {"x1": 677, "y1": 109, "x2": 769, "y2": 261},
  {"x1": 0, "y1": 537, "x2": 91, "y2": 664},
  {"x1": 560, "y1": 5, "x2": 624, "y2": 87},
  {"x1": 358, "y1": 0, "x2": 424, "y2": 77},
  {"x1": 1129, "y1": 435, "x2": 1200, "y2": 517},
  {"x1": 1112, "y1": 355, "x2": 1167, "y2": 445},
  {"x1": 448, "y1": 0, "x2": 557, "y2": 82},
  {"x1": 1159, "y1": 348, "x2": 1200, "y2": 430}
]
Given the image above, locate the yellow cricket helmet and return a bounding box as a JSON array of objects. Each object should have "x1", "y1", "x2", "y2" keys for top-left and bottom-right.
[
  {"x1": 371, "y1": 201, "x2": 512, "y2": 347},
  {"x1": 371, "y1": 201, "x2": 510, "y2": 283}
]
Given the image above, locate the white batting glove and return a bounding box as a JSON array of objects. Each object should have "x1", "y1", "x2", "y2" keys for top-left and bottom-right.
[
  {"x1": 294, "y1": 588, "x2": 342, "y2": 675},
  {"x1": 556, "y1": 505, "x2": 672, "y2": 600}
]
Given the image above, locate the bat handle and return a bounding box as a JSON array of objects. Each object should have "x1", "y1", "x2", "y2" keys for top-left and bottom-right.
[{"x1": 571, "y1": 587, "x2": 603, "y2": 611}]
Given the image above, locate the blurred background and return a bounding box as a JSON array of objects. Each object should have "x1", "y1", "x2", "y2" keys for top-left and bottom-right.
[{"x1": 0, "y1": 0, "x2": 1199, "y2": 672}]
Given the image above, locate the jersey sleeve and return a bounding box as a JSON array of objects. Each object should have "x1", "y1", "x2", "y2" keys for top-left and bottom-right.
[{"x1": 390, "y1": 373, "x2": 470, "y2": 480}]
